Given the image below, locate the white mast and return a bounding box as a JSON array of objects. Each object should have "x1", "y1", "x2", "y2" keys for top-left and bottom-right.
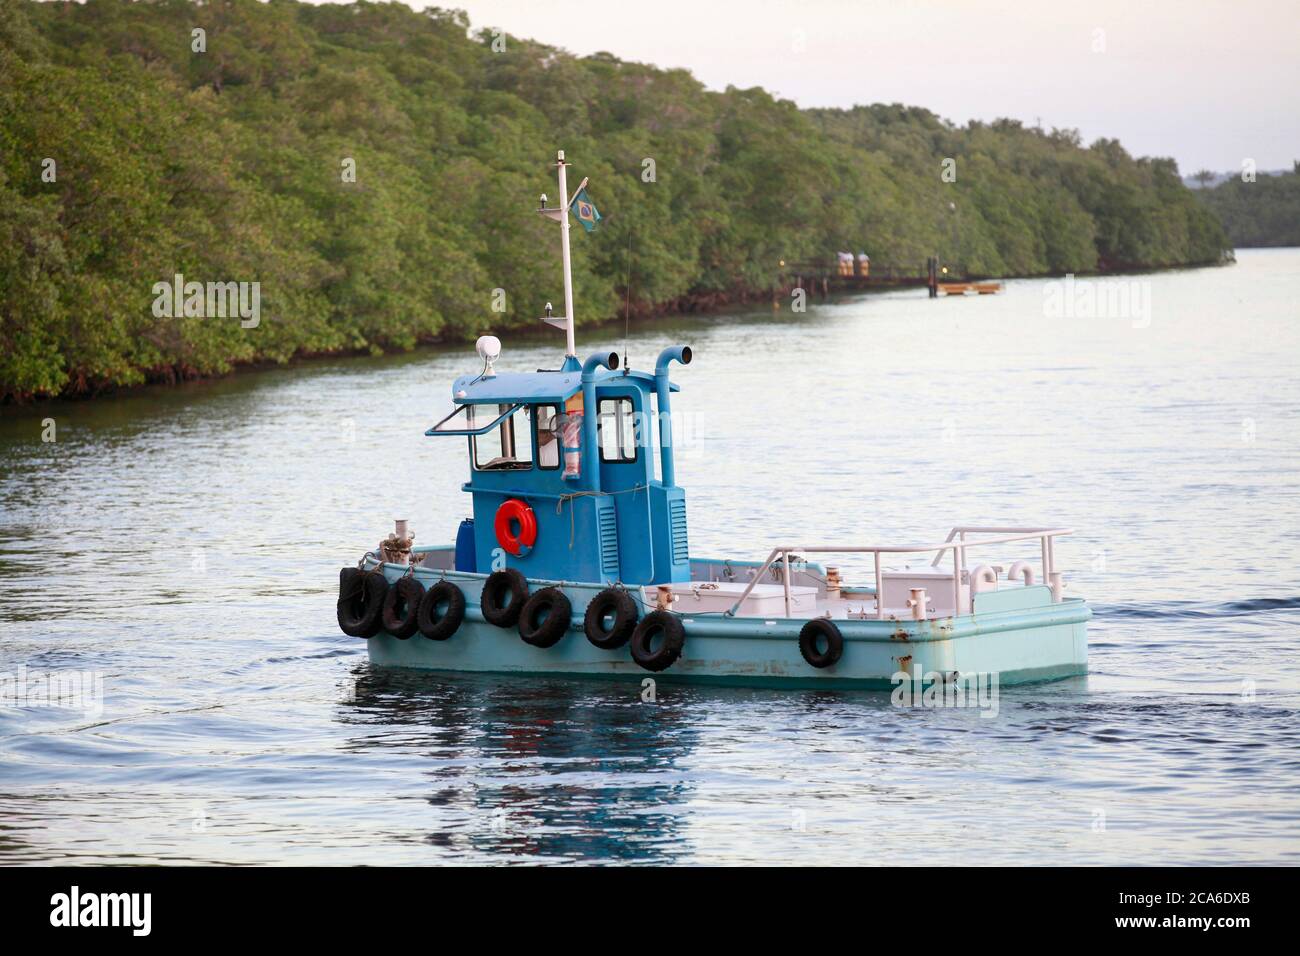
[{"x1": 556, "y1": 150, "x2": 577, "y2": 359}]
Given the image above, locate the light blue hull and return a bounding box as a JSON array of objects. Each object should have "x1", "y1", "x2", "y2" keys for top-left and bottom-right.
[{"x1": 361, "y1": 558, "x2": 1090, "y2": 690}]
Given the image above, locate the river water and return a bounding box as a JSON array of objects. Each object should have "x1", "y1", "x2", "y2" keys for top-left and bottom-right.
[{"x1": 2, "y1": 248, "x2": 1298, "y2": 865}]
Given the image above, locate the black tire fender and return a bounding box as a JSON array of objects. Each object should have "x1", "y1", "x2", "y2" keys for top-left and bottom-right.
[
  {"x1": 629, "y1": 610, "x2": 685, "y2": 672},
  {"x1": 417, "y1": 580, "x2": 466, "y2": 641},
  {"x1": 481, "y1": 568, "x2": 529, "y2": 627},
  {"x1": 381, "y1": 575, "x2": 424, "y2": 640},
  {"x1": 337, "y1": 567, "x2": 388, "y2": 639},
  {"x1": 583, "y1": 587, "x2": 639, "y2": 649},
  {"x1": 518, "y1": 587, "x2": 572, "y2": 648},
  {"x1": 799, "y1": 618, "x2": 844, "y2": 669}
]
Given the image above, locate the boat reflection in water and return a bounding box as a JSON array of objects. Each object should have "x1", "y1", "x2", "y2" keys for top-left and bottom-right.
[{"x1": 339, "y1": 665, "x2": 703, "y2": 863}]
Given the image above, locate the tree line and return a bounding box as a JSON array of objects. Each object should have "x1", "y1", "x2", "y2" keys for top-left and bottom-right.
[
  {"x1": 0, "y1": 0, "x2": 1231, "y2": 400},
  {"x1": 1194, "y1": 165, "x2": 1300, "y2": 248}
]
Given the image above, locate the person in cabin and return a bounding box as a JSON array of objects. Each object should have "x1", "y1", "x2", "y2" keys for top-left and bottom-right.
[
  {"x1": 526, "y1": 403, "x2": 578, "y2": 475},
  {"x1": 535, "y1": 407, "x2": 560, "y2": 468},
  {"x1": 560, "y1": 393, "x2": 584, "y2": 478}
]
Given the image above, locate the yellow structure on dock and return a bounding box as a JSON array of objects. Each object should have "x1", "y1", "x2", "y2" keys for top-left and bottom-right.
[{"x1": 938, "y1": 281, "x2": 1003, "y2": 296}]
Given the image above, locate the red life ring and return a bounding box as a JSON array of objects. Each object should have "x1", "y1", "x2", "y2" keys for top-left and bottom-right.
[{"x1": 494, "y1": 498, "x2": 537, "y2": 556}]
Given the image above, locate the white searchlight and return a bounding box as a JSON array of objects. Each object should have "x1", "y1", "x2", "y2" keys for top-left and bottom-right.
[{"x1": 475, "y1": 335, "x2": 502, "y2": 377}]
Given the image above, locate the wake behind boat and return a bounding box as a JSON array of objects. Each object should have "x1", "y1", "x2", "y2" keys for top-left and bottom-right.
[{"x1": 335, "y1": 150, "x2": 1090, "y2": 689}]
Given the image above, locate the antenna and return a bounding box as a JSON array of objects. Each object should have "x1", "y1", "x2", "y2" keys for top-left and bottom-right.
[
  {"x1": 556, "y1": 150, "x2": 576, "y2": 360},
  {"x1": 622, "y1": 227, "x2": 633, "y2": 372},
  {"x1": 535, "y1": 151, "x2": 591, "y2": 371}
]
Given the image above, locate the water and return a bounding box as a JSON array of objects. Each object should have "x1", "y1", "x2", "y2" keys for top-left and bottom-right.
[{"x1": 2, "y1": 249, "x2": 1298, "y2": 865}]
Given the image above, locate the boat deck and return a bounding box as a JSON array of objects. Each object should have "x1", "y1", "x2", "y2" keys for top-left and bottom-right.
[
  {"x1": 413, "y1": 545, "x2": 1052, "y2": 623},
  {"x1": 675, "y1": 560, "x2": 1041, "y2": 621}
]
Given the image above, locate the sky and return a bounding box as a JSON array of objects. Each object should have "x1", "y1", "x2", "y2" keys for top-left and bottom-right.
[{"x1": 386, "y1": 0, "x2": 1300, "y2": 175}]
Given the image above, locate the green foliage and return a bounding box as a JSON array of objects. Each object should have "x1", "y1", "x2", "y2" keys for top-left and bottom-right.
[
  {"x1": 1196, "y1": 167, "x2": 1300, "y2": 248},
  {"x1": 0, "y1": 0, "x2": 1231, "y2": 399}
]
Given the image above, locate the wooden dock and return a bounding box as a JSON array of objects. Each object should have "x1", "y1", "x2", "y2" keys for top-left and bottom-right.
[
  {"x1": 938, "y1": 281, "x2": 1003, "y2": 296},
  {"x1": 778, "y1": 256, "x2": 1002, "y2": 300}
]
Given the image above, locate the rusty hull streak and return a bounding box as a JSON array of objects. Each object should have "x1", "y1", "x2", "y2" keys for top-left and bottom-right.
[{"x1": 889, "y1": 617, "x2": 955, "y2": 641}]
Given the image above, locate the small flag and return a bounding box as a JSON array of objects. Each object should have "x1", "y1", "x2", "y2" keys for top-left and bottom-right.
[{"x1": 570, "y1": 187, "x2": 601, "y2": 232}]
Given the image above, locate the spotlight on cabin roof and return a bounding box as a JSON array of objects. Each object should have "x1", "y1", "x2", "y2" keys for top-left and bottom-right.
[{"x1": 476, "y1": 335, "x2": 501, "y2": 376}]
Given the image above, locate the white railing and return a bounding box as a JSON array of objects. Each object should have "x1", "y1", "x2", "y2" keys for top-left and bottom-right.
[{"x1": 722, "y1": 527, "x2": 1074, "y2": 620}]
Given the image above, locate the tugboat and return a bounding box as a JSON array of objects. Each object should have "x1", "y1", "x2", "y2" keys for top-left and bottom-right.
[{"x1": 336, "y1": 151, "x2": 1090, "y2": 689}]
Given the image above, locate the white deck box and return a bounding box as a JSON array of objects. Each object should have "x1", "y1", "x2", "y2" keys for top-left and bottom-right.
[
  {"x1": 880, "y1": 568, "x2": 972, "y2": 617},
  {"x1": 644, "y1": 581, "x2": 819, "y2": 618}
]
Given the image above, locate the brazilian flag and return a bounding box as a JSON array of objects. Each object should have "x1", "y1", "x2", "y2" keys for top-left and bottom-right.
[{"x1": 570, "y1": 187, "x2": 601, "y2": 232}]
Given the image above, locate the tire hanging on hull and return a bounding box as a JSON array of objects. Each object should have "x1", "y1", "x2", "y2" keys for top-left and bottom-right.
[
  {"x1": 417, "y1": 580, "x2": 466, "y2": 641},
  {"x1": 381, "y1": 575, "x2": 425, "y2": 640},
  {"x1": 798, "y1": 618, "x2": 843, "y2": 668},
  {"x1": 481, "y1": 569, "x2": 529, "y2": 627},
  {"x1": 337, "y1": 567, "x2": 388, "y2": 639},
  {"x1": 518, "y1": 587, "x2": 572, "y2": 648},
  {"x1": 630, "y1": 610, "x2": 685, "y2": 672},
  {"x1": 584, "y1": 588, "x2": 638, "y2": 649}
]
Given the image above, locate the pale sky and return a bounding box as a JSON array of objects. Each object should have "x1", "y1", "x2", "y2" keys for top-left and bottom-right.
[{"x1": 391, "y1": 0, "x2": 1299, "y2": 175}]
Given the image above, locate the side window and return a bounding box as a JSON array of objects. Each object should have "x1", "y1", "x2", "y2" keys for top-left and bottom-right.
[
  {"x1": 533, "y1": 404, "x2": 560, "y2": 470},
  {"x1": 472, "y1": 405, "x2": 532, "y2": 471},
  {"x1": 597, "y1": 397, "x2": 637, "y2": 463}
]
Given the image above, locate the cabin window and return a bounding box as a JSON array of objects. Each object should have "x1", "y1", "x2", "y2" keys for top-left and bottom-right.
[
  {"x1": 597, "y1": 397, "x2": 637, "y2": 463},
  {"x1": 472, "y1": 404, "x2": 533, "y2": 471},
  {"x1": 533, "y1": 404, "x2": 561, "y2": 470}
]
